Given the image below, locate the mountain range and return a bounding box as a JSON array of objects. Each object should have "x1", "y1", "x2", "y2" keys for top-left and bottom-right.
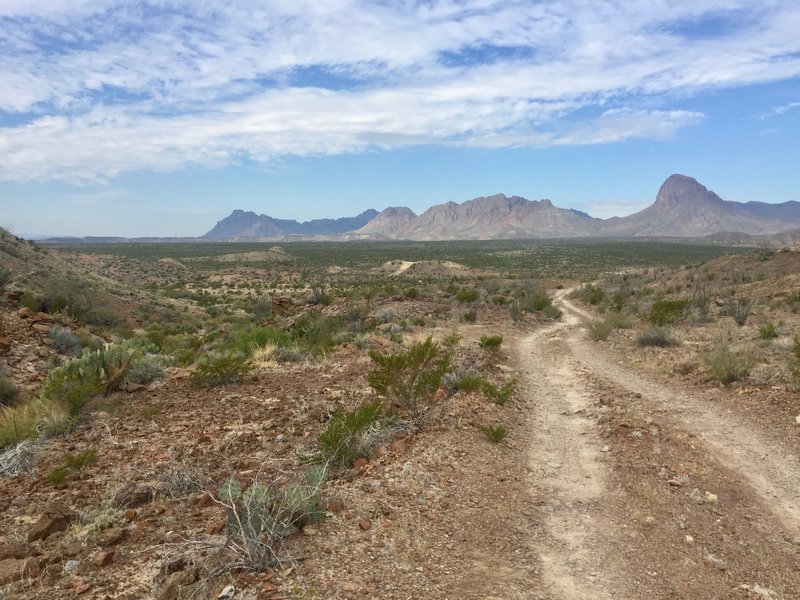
[{"x1": 203, "y1": 175, "x2": 800, "y2": 241}]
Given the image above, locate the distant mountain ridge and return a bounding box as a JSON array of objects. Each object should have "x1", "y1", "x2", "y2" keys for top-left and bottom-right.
[
  {"x1": 202, "y1": 174, "x2": 799, "y2": 241},
  {"x1": 203, "y1": 209, "x2": 379, "y2": 239}
]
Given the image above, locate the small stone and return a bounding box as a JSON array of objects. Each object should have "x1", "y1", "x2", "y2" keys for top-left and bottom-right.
[
  {"x1": 342, "y1": 581, "x2": 358, "y2": 592},
  {"x1": 667, "y1": 479, "x2": 684, "y2": 487},
  {"x1": 303, "y1": 526, "x2": 317, "y2": 536},
  {"x1": 206, "y1": 518, "x2": 226, "y2": 535},
  {"x1": 74, "y1": 581, "x2": 92, "y2": 595},
  {"x1": 216, "y1": 584, "x2": 236, "y2": 600},
  {"x1": 27, "y1": 504, "x2": 75, "y2": 542},
  {"x1": 705, "y1": 553, "x2": 727, "y2": 570},
  {"x1": 124, "y1": 509, "x2": 136, "y2": 522},
  {"x1": 795, "y1": 415, "x2": 800, "y2": 425},
  {"x1": 704, "y1": 491, "x2": 718, "y2": 504},
  {"x1": 685, "y1": 535, "x2": 694, "y2": 543},
  {"x1": 358, "y1": 518, "x2": 372, "y2": 531},
  {"x1": 353, "y1": 458, "x2": 369, "y2": 470},
  {"x1": 93, "y1": 549, "x2": 115, "y2": 567},
  {"x1": 601, "y1": 446, "x2": 610, "y2": 453}
]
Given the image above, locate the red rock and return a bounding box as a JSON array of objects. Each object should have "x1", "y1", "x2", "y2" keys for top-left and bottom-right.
[
  {"x1": 0, "y1": 338, "x2": 10, "y2": 354},
  {"x1": 74, "y1": 581, "x2": 92, "y2": 594},
  {"x1": 358, "y1": 518, "x2": 372, "y2": 531},
  {"x1": 432, "y1": 388, "x2": 447, "y2": 402},
  {"x1": 0, "y1": 543, "x2": 29, "y2": 560},
  {"x1": 31, "y1": 323, "x2": 51, "y2": 334},
  {"x1": 206, "y1": 518, "x2": 226, "y2": 535},
  {"x1": 17, "y1": 307, "x2": 32, "y2": 319},
  {"x1": 353, "y1": 458, "x2": 368, "y2": 470},
  {"x1": 0, "y1": 557, "x2": 40, "y2": 586},
  {"x1": 124, "y1": 509, "x2": 136, "y2": 522},
  {"x1": 27, "y1": 504, "x2": 75, "y2": 542},
  {"x1": 93, "y1": 549, "x2": 115, "y2": 567}
]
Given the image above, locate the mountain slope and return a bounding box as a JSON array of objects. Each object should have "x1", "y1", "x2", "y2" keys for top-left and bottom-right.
[
  {"x1": 604, "y1": 175, "x2": 799, "y2": 237},
  {"x1": 204, "y1": 209, "x2": 378, "y2": 239},
  {"x1": 391, "y1": 194, "x2": 600, "y2": 240}
]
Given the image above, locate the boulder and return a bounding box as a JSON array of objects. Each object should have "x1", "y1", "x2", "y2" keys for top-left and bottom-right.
[{"x1": 27, "y1": 504, "x2": 76, "y2": 542}]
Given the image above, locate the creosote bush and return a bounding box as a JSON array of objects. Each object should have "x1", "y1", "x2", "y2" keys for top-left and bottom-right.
[
  {"x1": 758, "y1": 323, "x2": 778, "y2": 341},
  {"x1": 478, "y1": 423, "x2": 507, "y2": 443},
  {"x1": 368, "y1": 337, "x2": 450, "y2": 428},
  {"x1": 648, "y1": 299, "x2": 689, "y2": 326},
  {"x1": 587, "y1": 319, "x2": 614, "y2": 341},
  {"x1": 190, "y1": 352, "x2": 252, "y2": 387},
  {"x1": 478, "y1": 335, "x2": 503, "y2": 351}
]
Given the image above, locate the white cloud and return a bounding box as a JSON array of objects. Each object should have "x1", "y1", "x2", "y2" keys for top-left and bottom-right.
[{"x1": 1, "y1": 1, "x2": 799, "y2": 182}]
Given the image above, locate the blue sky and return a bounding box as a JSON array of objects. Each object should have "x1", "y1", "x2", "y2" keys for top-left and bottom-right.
[{"x1": 0, "y1": 1, "x2": 798, "y2": 237}]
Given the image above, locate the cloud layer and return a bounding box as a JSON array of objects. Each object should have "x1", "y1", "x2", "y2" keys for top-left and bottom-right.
[{"x1": 1, "y1": 1, "x2": 799, "y2": 182}]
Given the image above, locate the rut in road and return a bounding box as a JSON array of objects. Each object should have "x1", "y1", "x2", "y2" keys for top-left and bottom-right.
[
  {"x1": 516, "y1": 290, "x2": 800, "y2": 600},
  {"x1": 517, "y1": 307, "x2": 621, "y2": 599},
  {"x1": 558, "y1": 295, "x2": 800, "y2": 541}
]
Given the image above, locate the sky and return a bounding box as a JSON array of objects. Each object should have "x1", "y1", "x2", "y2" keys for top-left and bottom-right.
[{"x1": 0, "y1": 1, "x2": 799, "y2": 238}]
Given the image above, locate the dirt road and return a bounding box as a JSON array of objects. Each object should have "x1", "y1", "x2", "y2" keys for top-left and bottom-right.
[{"x1": 515, "y1": 292, "x2": 800, "y2": 599}]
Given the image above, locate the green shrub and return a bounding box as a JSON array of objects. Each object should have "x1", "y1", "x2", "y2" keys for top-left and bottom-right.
[
  {"x1": 604, "y1": 312, "x2": 633, "y2": 330},
  {"x1": 759, "y1": 323, "x2": 778, "y2": 340},
  {"x1": 292, "y1": 313, "x2": 341, "y2": 356},
  {"x1": 457, "y1": 375, "x2": 483, "y2": 392},
  {"x1": 648, "y1": 299, "x2": 689, "y2": 326},
  {"x1": 0, "y1": 267, "x2": 12, "y2": 290},
  {"x1": 587, "y1": 319, "x2": 613, "y2": 341},
  {"x1": 721, "y1": 296, "x2": 754, "y2": 326},
  {"x1": 190, "y1": 353, "x2": 252, "y2": 387},
  {"x1": 637, "y1": 327, "x2": 679, "y2": 347},
  {"x1": 225, "y1": 326, "x2": 291, "y2": 356},
  {"x1": 368, "y1": 337, "x2": 451, "y2": 428},
  {"x1": 462, "y1": 309, "x2": 477, "y2": 323},
  {"x1": 481, "y1": 380, "x2": 515, "y2": 405},
  {"x1": 492, "y1": 295, "x2": 507, "y2": 305},
  {"x1": 788, "y1": 336, "x2": 800, "y2": 382},
  {"x1": 0, "y1": 376, "x2": 20, "y2": 407},
  {"x1": 454, "y1": 288, "x2": 480, "y2": 303},
  {"x1": 574, "y1": 284, "x2": 606, "y2": 305},
  {"x1": 318, "y1": 399, "x2": 385, "y2": 470},
  {"x1": 478, "y1": 335, "x2": 503, "y2": 351},
  {"x1": 48, "y1": 447, "x2": 97, "y2": 485},
  {"x1": 702, "y1": 336, "x2": 755, "y2": 384},
  {"x1": 478, "y1": 424, "x2": 507, "y2": 443}
]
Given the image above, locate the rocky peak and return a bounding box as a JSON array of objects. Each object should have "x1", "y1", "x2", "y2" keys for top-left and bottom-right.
[{"x1": 655, "y1": 174, "x2": 725, "y2": 208}]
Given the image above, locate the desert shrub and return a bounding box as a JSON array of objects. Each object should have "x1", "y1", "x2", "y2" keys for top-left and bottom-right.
[
  {"x1": 492, "y1": 295, "x2": 507, "y2": 305},
  {"x1": 49, "y1": 447, "x2": 97, "y2": 485},
  {"x1": 251, "y1": 296, "x2": 272, "y2": 319},
  {"x1": 587, "y1": 319, "x2": 613, "y2": 341},
  {"x1": 225, "y1": 326, "x2": 291, "y2": 356},
  {"x1": 216, "y1": 466, "x2": 327, "y2": 571},
  {"x1": 404, "y1": 287, "x2": 420, "y2": 300},
  {"x1": 273, "y1": 346, "x2": 306, "y2": 363},
  {"x1": 759, "y1": 323, "x2": 778, "y2": 340},
  {"x1": 721, "y1": 296, "x2": 754, "y2": 326},
  {"x1": 190, "y1": 353, "x2": 252, "y2": 388},
  {"x1": 648, "y1": 299, "x2": 689, "y2": 326},
  {"x1": 604, "y1": 312, "x2": 633, "y2": 330},
  {"x1": 318, "y1": 399, "x2": 387, "y2": 470},
  {"x1": 478, "y1": 424, "x2": 507, "y2": 443},
  {"x1": 0, "y1": 398, "x2": 67, "y2": 449},
  {"x1": 573, "y1": 284, "x2": 606, "y2": 305},
  {"x1": 478, "y1": 335, "x2": 503, "y2": 351},
  {"x1": 457, "y1": 375, "x2": 483, "y2": 392},
  {"x1": 441, "y1": 329, "x2": 462, "y2": 350},
  {"x1": 788, "y1": 336, "x2": 800, "y2": 382},
  {"x1": 376, "y1": 308, "x2": 397, "y2": 324},
  {"x1": 481, "y1": 380, "x2": 515, "y2": 405},
  {"x1": 345, "y1": 301, "x2": 370, "y2": 332},
  {"x1": 0, "y1": 267, "x2": 11, "y2": 290},
  {"x1": 125, "y1": 353, "x2": 168, "y2": 385},
  {"x1": 0, "y1": 376, "x2": 20, "y2": 407},
  {"x1": 49, "y1": 324, "x2": 82, "y2": 356},
  {"x1": 702, "y1": 336, "x2": 756, "y2": 384},
  {"x1": 292, "y1": 313, "x2": 341, "y2": 355},
  {"x1": 542, "y1": 304, "x2": 563, "y2": 320},
  {"x1": 637, "y1": 327, "x2": 679, "y2": 347},
  {"x1": 368, "y1": 337, "x2": 451, "y2": 428},
  {"x1": 454, "y1": 288, "x2": 480, "y2": 304},
  {"x1": 462, "y1": 309, "x2": 477, "y2": 323},
  {"x1": 309, "y1": 279, "x2": 332, "y2": 305}
]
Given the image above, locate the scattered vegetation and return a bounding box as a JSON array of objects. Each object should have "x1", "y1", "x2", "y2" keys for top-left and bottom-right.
[
  {"x1": 477, "y1": 423, "x2": 507, "y2": 443},
  {"x1": 190, "y1": 353, "x2": 253, "y2": 388},
  {"x1": 702, "y1": 335, "x2": 756, "y2": 384},
  {"x1": 637, "y1": 327, "x2": 679, "y2": 347},
  {"x1": 478, "y1": 335, "x2": 503, "y2": 351},
  {"x1": 368, "y1": 337, "x2": 450, "y2": 428},
  {"x1": 317, "y1": 399, "x2": 388, "y2": 471},
  {"x1": 648, "y1": 299, "x2": 689, "y2": 326}
]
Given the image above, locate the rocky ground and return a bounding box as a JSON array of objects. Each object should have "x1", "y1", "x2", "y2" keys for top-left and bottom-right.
[{"x1": 1, "y1": 246, "x2": 799, "y2": 599}]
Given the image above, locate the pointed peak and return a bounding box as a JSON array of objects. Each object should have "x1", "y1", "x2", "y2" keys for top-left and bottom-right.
[{"x1": 655, "y1": 174, "x2": 721, "y2": 207}]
